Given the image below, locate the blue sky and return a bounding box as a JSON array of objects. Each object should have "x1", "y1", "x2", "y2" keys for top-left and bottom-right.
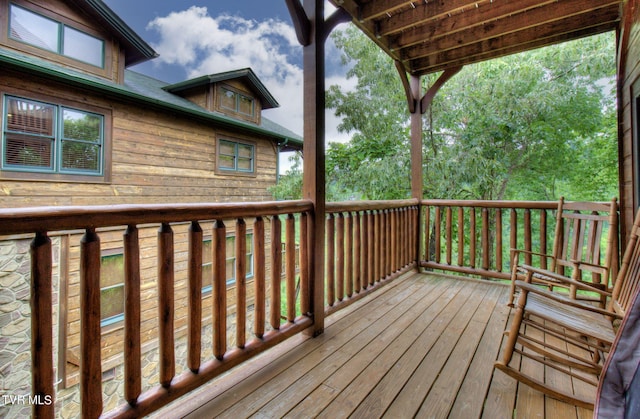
[{"x1": 102, "y1": 0, "x2": 353, "y2": 152}]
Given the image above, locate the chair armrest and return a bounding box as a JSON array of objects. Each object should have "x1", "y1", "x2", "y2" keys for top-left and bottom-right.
[
  {"x1": 510, "y1": 248, "x2": 555, "y2": 260},
  {"x1": 569, "y1": 259, "x2": 609, "y2": 275},
  {"x1": 514, "y1": 280, "x2": 621, "y2": 319},
  {"x1": 518, "y1": 264, "x2": 613, "y2": 296}
]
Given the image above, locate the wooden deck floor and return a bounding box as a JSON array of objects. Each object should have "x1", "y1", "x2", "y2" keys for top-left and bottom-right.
[{"x1": 152, "y1": 271, "x2": 595, "y2": 419}]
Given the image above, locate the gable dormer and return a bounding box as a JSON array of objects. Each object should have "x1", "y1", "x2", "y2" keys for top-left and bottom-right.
[
  {"x1": 163, "y1": 68, "x2": 279, "y2": 126},
  {"x1": 0, "y1": 0, "x2": 156, "y2": 82}
]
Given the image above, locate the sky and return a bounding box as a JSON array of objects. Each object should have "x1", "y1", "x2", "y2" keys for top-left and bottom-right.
[{"x1": 103, "y1": 0, "x2": 355, "y2": 170}]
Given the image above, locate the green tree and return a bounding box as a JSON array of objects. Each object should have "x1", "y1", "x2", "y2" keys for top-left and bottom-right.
[
  {"x1": 325, "y1": 26, "x2": 618, "y2": 202},
  {"x1": 326, "y1": 25, "x2": 411, "y2": 200},
  {"x1": 269, "y1": 152, "x2": 303, "y2": 200}
]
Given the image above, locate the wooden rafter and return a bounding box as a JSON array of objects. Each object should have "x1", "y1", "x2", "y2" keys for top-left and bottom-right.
[{"x1": 331, "y1": 0, "x2": 623, "y2": 76}]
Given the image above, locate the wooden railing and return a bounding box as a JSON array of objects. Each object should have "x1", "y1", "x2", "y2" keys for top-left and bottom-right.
[
  {"x1": 3, "y1": 197, "x2": 614, "y2": 418},
  {"x1": 325, "y1": 199, "x2": 419, "y2": 314},
  {"x1": 420, "y1": 200, "x2": 562, "y2": 280},
  {"x1": 0, "y1": 201, "x2": 314, "y2": 419}
]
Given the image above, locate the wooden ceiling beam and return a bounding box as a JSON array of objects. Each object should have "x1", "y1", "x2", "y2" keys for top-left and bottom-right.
[
  {"x1": 376, "y1": 0, "x2": 487, "y2": 36},
  {"x1": 390, "y1": 0, "x2": 620, "y2": 50},
  {"x1": 398, "y1": 0, "x2": 621, "y2": 58},
  {"x1": 410, "y1": 20, "x2": 619, "y2": 74},
  {"x1": 358, "y1": 0, "x2": 416, "y2": 22}
]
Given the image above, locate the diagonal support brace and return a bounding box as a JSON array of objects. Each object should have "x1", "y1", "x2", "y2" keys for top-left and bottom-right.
[
  {"x1": 395, "y1": 60, "x2": 417, "y2": 114},
  {"x1": 286, "y1": 0, "x2": 311, "y2": 46},
  {"x1": 420, "y1": 66, "x2": 462, "y2": 114}
]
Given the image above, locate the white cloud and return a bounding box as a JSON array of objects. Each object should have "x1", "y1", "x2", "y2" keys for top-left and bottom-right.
[{"x1": 147, "y1": 5, "x2": 355, "y2": 172}]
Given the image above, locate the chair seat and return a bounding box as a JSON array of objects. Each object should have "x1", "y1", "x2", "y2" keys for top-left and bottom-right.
[{"x1": 525, "y1": 292, "x2": 617, "y2": 345}]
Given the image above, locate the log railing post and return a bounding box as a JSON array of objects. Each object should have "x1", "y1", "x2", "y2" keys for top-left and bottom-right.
[
  {"x1": 345, "y1": 212, "x2": 353, "y2": 297},
  {"x1": 470, "y1": 208, "x2": 477, "y2": 268},
  {"x1": 236, "y1": 219, "x2": 247, "y2": 347},
  {"x1": 540, "y1": 210, "x2": 548, "y2": 269},
  {"x1": 482, "y1": 208, "x2": 490, "y2": 271},
  {"x1": 354, "y1": 212, "x2": 362, "y2": 292},
  {"x1": 496, "y1": 210, "x2": 503, "y2": 272},
  {"x1": 158, "y1": 223, "x2": 175, "y2": 386},
  {"x1": 270, "y1": 215, "x2": 282, "y2": 330},
  {"x1": 336, "y1": 213, "x2": 345, "y2": 301},
  {"x1": 254, "y1": 217, "x2": 266, "y2": 338},
  {"x1": 30, "y1": 232, "x2": 54, "y2": 419},
  {"x1": 524, "y1": 209, "x2": 532, "y2": 265},
  {"x1": 124, "y1": 225, "x2": 142, "y2": 403},
  {"x1": 187, "y1": 222, "x2": 203, "y2": 372},
  {"x1": 213, "y1": 220, "x2": 227, "y2": 359},
  {"x1": 285, "y1": 214, "x2": 296, "y2": 321},
  {"x1": 326, "y1": 214, "x2": 335, "y2": 306},
  {"x1": 299, "y1": 212, "x2": 310, "y2": 315},
  {"x1": 80, "y1": 228, "x2": 102, "y2": 418}
]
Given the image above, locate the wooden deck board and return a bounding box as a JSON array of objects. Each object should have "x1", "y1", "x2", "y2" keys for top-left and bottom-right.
[
  {"x1": 450, "y1": 286, "x2": 511, "y2": 419},
  {"x1": 152, "y1": 271, "x2": 596, "y2": 419}
]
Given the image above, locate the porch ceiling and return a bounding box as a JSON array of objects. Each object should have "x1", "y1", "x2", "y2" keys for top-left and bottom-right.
[{"x1": 331, "y1": 0, "x2": 623, "y2": 76}]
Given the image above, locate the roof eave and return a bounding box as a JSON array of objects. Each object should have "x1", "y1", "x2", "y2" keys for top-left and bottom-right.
[
  {"x1": 0, "y1": 52, "x2": 301, "y2": 148},
  {"x1": 81, "y1": 0, "x2": 158, "y2": 66}
]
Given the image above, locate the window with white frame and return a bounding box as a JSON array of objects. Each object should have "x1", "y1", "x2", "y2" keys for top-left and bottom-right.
[
  {"x1": 2, "y1": 95, "x2": 104, "y2": 176},
  {"x1": 9, "y1": 3, "x2": 105, "y2": 68}
]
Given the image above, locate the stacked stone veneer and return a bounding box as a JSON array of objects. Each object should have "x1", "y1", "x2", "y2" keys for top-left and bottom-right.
[
  {"x1": 0, "y1": 236, "x2": 272, "y2": 418},
  {"x1": 0, "y1": 237, "x2": 60, "y2": 419},
  {"x1": 56, "y1": 313, "x2": 265, "y2": 417}
]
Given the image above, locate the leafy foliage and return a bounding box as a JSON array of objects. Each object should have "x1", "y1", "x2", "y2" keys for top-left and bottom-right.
[
  {"x1": 272, "y1": 26, "x2": 618, "y2": 203},
  {"x1": 269, "y1": 152, "x2": 303, "y2": 200}
]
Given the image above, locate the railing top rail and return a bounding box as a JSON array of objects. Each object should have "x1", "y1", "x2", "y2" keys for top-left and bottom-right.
[
  {"x1": 0, "y1": 200, "x2": 314, "y2": 236},
  {"x1": 326, "y1": 198, "x2": 419, "y2": 213},
  {"x1": 422, "y1": 199, "x2": 559, "y2": 210}
]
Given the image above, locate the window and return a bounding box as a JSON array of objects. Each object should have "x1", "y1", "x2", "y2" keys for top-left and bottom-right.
[
  {"x1": 100, "y1": 252, "x2": 125, "y2": 327},
  {"x1": 218, "y1": 140, "x2": 255, "y2": 173},
  {"x1": 220, "y1": 87, "x2": 254, "y2": 117},
  {"x1": 2, "y1": 95, "x2": 104, "y2": 175},
  {"x1": 9, "y1": 4, "x2": 105, "y2": 68},
  {"x1": 202, "y1": 233, "x2": 254, "y2": 293}
]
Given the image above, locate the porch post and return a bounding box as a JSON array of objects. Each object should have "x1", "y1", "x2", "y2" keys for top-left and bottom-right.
[
  {"x1": 410, "y1": 75, "x2": 424, "y2": 266},
  {"x1": 302, "y1": 0, "x2": 325, "y2": 336}
]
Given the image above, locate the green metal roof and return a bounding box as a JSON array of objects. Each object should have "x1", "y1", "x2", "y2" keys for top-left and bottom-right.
[{"x1": 0, "y1": 47, "x2": 303, "y2": 149}]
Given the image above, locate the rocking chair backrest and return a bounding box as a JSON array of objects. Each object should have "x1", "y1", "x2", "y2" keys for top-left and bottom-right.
[
  {"x1": 595, "y1": 209, "x2": 640, "y2": 417},
  {"x1": 551, "y1": 197, "x2": 619, "y2": 288},
  {"x1": 609, "y1": 209, "x2": 640, "y2": 317}
]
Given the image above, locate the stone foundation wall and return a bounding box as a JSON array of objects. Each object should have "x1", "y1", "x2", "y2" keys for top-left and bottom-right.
[
  {"x1": 0, "y1": 237, "x2": 60, "y2": 418},
  {"x1": 0, "y1": 236, "x2": 272, "y2": 418}
]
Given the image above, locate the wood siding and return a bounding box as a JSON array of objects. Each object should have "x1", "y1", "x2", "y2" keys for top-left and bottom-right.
[
  {"x1": 0, "y1": 0, "x2": 120, "y2": 81},
  {"x1": 619, "y1": 0, "x2": 640, "y2": 243},
  {"x1": 0, "y1": 69, "x2": 279, "y2": 207}
]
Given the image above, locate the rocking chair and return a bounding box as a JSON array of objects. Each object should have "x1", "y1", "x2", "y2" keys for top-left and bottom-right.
[{"x1": 495, "y1": 208, "x2": 640, "y2": 409}]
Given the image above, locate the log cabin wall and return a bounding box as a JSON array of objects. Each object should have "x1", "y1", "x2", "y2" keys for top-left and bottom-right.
[
  {"x1": 619, "y1": 0, "x2": 640, "y2": 244},
  {"x1": 0, "y1": 0, "x2": 122, "y2": 82},
  {"x1": 0, "y1": 69, "x2": 280, "y2": 206},
  {"x1": 0, "y1": 4, "x2": 301, "y2": 415},
  {"x1": 0, "y1": 64, "x2": 288, "y2": 413}
]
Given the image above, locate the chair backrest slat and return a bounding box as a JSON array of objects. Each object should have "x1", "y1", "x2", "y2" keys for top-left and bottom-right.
[
  {"x1": 552, "y1": 198, "x2": 619, "y2": 287},
  {"x1": 611, "y1": 210, "x2": 640, "y2": 316}
]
